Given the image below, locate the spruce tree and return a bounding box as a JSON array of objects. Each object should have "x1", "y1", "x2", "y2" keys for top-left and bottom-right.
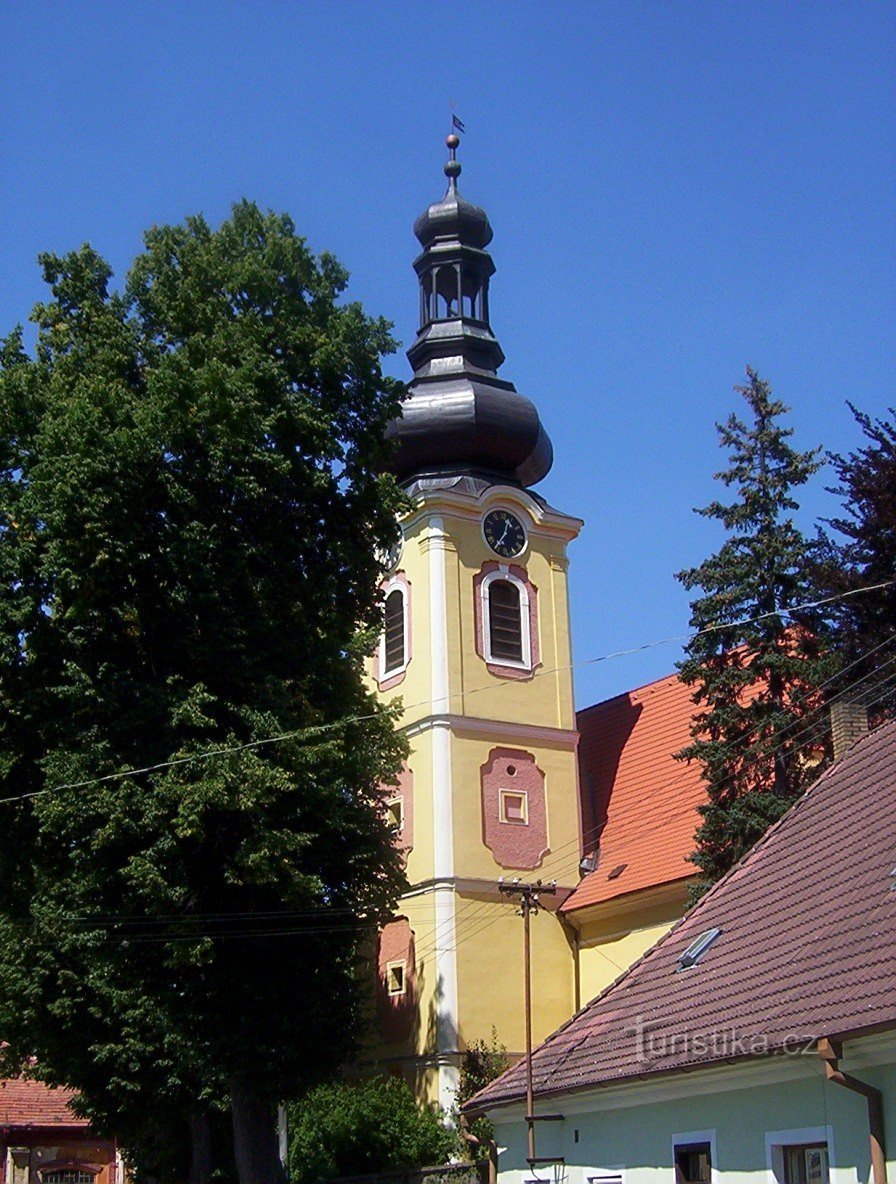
[
  {"x1": 813, "y1": 404, "x2": 896, "y2": 700},
  {"x1": 676, "y1": 368, "x2": 828, "y2": 897}
]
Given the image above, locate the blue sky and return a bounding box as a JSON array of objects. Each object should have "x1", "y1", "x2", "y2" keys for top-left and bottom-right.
[{"x1": 3, "y1": 1, "x2": 894, "y2": 707}]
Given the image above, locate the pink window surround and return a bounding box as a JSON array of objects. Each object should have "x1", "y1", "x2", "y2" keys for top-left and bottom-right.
[
  {"x1": 377, "y1": 917, "x2": 416, "y2": 1044},
  {"x1": 481, "y1": 747, "x2": 549, "y2": 870},
  {"x1": 380, "y1": 762, "x2": 414, "y2": 858},
  {"x1": 473, "y1": 561, "x2": 539, "y2": 680},
  {"x1": 375, "y1": 571, "x2": 411, "y2": 691}
]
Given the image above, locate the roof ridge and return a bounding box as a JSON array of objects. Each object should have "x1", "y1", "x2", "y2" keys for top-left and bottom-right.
[{"x1": 577, "y1": 669, "x2": 686, "y2": 715}]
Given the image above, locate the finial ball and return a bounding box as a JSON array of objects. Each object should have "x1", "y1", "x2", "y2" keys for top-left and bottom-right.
[
  {"x1": 444, "y1": 159, "x2": 461, "y2": 179},
  {"x1": 446, "y1": 133, "x2": 460, "y2": 149}
]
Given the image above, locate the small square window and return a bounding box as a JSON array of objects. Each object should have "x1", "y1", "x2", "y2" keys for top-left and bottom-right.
[
  {"x1": 500, "y1": 789, "x2": 528, "y2": 824},
  {"x1": 385, "y1": 797, "x2": 403, "y2": 833},
  {"x1": 386, "y1": 959, "x2": 406, "y2": 996},
  {"x1": 784, "y1": 1145, "x2": 829, "y2": 1184},
  {"x1": 675, "y1": 1143, "x2": 712, "y2": 1184}
]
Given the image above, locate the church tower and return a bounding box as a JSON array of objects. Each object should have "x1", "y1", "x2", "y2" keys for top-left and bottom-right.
[{"x1": 370, "y1": 136, "x2": 583, "y2": 1110}]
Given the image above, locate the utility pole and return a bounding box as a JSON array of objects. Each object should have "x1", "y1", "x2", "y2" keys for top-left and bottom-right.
[{"x1": 498, "y1": 877, "x2": 557, "y2": 1165}]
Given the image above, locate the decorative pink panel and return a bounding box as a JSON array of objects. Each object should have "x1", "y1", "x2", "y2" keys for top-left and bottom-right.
[
  {"x1": 472, "y1": 561, "x2": 540, "y2": 680},
  {"x1": 481, "y1": 747, "x2": 549, "y2": 870},
  {"x1": 379, "y1": 762, "x2": 414, "y2": 860},
  {"x1": 377, "y1": 917, "x2": 416, "y2": 1044},
  {"x1": 375, "y1": 570, "x2": 411, "y2": 691}
]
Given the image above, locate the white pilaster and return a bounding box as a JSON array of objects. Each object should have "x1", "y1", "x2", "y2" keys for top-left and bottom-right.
[{"x1": 428, "y1": 514, "x2": 459, "y2": 1113}]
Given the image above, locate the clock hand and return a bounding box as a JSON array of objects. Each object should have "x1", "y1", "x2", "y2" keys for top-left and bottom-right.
[{"x1": 497, "y1": 522, "x2": 511, "y2": 546}]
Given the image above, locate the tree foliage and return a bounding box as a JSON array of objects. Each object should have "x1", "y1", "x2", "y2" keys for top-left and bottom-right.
[
  {"x1": 0, "y1": 201, "x2": 409, "y2": 1183},
  {"x1": 452, "y1": 1030, "x2": 507, "y2": 1151},
  {"x1": 288, "y1": 1077, "x2": 459, "y2": 1184},
  {"x1": 813, "y1": 404, "x2": 896, "y2": 705},
  {"x1": 676, "y1": 368, "x2": 829, "y2": 897}
]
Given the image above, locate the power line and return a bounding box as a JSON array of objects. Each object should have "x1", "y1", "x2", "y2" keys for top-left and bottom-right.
[{"x1": 1, "y1": 579, "x2": 890, "y2": 809}]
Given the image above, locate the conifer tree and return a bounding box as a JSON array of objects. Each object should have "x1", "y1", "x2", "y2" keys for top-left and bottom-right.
[
  {"x1": 813, "y1": 404, "x2": 896, "y2": 698},
  {"x1": 676, "y1": 368, "x2": 828, "y2": 897}
]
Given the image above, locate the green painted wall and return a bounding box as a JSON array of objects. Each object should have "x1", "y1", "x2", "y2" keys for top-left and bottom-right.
[{"x1": 492, "y1": 1060, "x2": 896, "y2": 1184}]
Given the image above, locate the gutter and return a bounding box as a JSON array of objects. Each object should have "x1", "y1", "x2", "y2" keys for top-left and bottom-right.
[{"x1": 818, "y1": 1038, "x2": 887, "y2": 1184}]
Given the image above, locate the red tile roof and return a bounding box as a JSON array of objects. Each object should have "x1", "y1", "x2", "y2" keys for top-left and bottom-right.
[
  {"x1": 472, "y1": 720, "x2": 896, "y2": 1109},
  {"x1": 0, "y1": 1077, "x2": 88, "y2": 1128},
  {"x1": 563, "y1": 672, "x2": 704, "y2": 913}
]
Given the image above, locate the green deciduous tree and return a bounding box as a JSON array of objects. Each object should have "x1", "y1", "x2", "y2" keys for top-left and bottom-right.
[
  {"x1": 676, "y1": 368, "x2": 829, "y2": 897},
  {"x1": 0, "y1": 202, "x2": 409, "y2": 1184},
  {"x1": 288, "y1": 1077, "x2": 459, "y2": 1184}
]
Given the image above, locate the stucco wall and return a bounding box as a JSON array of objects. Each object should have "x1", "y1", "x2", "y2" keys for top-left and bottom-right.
[{"x1": 491, "y1": 1055, "x2": 896, "y2": 1184}]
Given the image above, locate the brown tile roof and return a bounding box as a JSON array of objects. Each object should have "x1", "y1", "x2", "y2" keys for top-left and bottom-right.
[
  {"x1": 563, "y1": 672, "x2": 704, "y2": 913},
  {"x1": 472, "y1": 719, "x2": 896, "y2": 1110},
  {"x1": 0, "y1": 1077, "x2": 88, "y2": 1128}
]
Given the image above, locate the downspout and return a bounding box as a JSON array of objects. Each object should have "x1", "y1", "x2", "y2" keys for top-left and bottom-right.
[
  {"x1": 459, "y1": 1112, "x2": 498, "y2": 1184},
  {"x1": 818, "y1": 1038, "x2": 887, "y2": 1184},
  {"x1": 558, "y1": 914, "x2": 581, "y2": 1014}
]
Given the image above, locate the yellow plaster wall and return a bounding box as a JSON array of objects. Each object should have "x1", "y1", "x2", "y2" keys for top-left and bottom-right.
[
  {"x1": 443, "y1": 506, "x2": 576, "y2": 730},
  {"x1": 449, "y1": 732, "x2": 582, "y2": 886},
  {"x1": 573, "y1": 890, "x2": 688, "y2": 1006},
  {"x1": 454, "y1": 893, "x2": 575, "y2": 1055}
]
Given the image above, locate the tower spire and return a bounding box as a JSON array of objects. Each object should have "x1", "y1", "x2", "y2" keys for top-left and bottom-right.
[{"x1": 385, "y1": 135, "x2": 553, "y2": 489}]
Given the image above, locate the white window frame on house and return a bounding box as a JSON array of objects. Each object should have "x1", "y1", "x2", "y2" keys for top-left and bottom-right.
[
  {"x1": 672, "y1": 1130, "x2": 717, "y2": 1184},
  {"x1": 499, "y1": 787, "x2": 529, "y2": 825},
  {"x1": 587, "y1": 1169, "x2": 625, "y2": 1184},
  {"x1": 766, "y1": 1126, "x2": 835, "y2": 1184},
  {"x1": 386, "y1": 958, "x2": 407, "y2": 996},
  {"x1": 41, "y1": 1172, "x2": 98, "y2": 1184},
  {"x1": 379, "y1": 578, "x2": 409, "y2": 679},
  {"x1": 480, "y1": 567, "x2": 532, "y2": 670}
]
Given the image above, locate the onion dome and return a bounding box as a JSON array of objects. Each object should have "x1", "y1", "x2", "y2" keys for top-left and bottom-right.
[{"x1": 386, "y1": 134, "x2": 553, "y2": 489}]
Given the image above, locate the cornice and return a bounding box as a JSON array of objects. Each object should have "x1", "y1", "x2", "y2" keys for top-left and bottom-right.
[
  {"x1": 401, "y1": 484, "x2": 583, "y2": 543},
  {"x1": 402, "y1": 712, "x2": 579, "y2": 750}
]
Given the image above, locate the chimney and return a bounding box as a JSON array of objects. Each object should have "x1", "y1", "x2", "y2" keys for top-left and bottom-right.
[{"x1": 831, "y1": 701, "x2": 869, "y2": 761}]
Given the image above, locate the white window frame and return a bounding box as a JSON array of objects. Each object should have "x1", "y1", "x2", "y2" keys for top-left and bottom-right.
[
  {"x1": 499, "y1": 787, "x2": 529, "y2": 825},
  {"x1": 586, "y1": 1170, "x2": 625, "y2": 1184},
  {"x1": 672, "y1": 1130, "x2": 718, "y2": 1184},
  {"x1": 385, "y1": 958, "x2": 407, "y2": 997},
  {"x1": 765, "y1": 1127, "x2": 835, "y2": 1184},
  {"x1": 480, "y1": 566, "x2": 532, "y2": 670},
  {"x1": 385, "y1": 796, "x2": 404, "y2": 834},
  {"x1": 379, "y1": 578, "x2": 409, "y2": 679}
]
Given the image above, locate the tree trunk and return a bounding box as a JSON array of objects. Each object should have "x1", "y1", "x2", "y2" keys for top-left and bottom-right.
[
  {"x1": 231, "y1": 1078, "x2": 287, "y2": 1184},
  {"x1": 188, "y1": 1111, "x2": 213, "y2": 1184}
]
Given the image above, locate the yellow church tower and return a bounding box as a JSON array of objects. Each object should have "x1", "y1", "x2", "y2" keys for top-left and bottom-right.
[{"x1": 368, "y1": 135, "x2": 583, "y2": 1111}]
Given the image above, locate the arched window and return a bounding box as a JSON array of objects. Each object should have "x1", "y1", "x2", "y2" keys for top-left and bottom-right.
[
  {"x1": 488, "y1": 579, "x2": 523, "y2": 663},
  {"x1": 476, "y1": 567, "x2": 535, "y2": 674},
  {"x1": 383, "y1": 588, "x2": 405, "y2": 674}
]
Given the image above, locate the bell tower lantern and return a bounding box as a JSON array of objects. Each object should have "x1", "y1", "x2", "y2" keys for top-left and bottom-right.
[{"x1": 388, "y1": 134, "x2": 553, "y2": 489}]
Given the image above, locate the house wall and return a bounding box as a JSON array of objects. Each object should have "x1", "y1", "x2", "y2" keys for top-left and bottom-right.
[
  {"x1": 491, "y1": 1051, "x2": 896, "y2": 1184},
  {"x1": 2, "y1": 1135, "x2": 119, "y2": 1183},
  {"x1": 573, "y1": 887, "x2": 689, "y2": 1007}
]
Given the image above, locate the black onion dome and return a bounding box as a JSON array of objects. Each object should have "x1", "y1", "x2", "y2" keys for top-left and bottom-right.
[
  {"x1": 413, "y1": 187, "x2": 493, "y2": 250},
  {"x1": 387, "y1": 134, "x2": 553, "y2": 490}
]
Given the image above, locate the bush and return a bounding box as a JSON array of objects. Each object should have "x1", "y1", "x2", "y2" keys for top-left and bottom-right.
[{"x1": 288, "y1": 1077, "x2": 460, "y2": 1184}]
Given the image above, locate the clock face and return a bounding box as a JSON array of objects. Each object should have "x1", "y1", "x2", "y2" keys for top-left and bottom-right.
[{"x1": 483, "y1": 509, "x2": 527, "y2": 558}]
